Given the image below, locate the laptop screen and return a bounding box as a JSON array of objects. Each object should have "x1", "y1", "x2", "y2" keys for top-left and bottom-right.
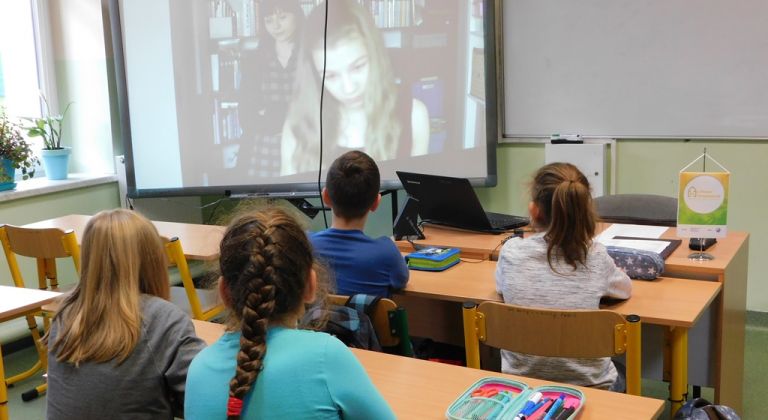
[{"x1": 396, "y1": 171, "x2": 495, "y2": 232}]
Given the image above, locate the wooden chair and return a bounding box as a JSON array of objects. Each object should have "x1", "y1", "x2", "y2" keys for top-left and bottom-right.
[
  {"x1": 0, "y1": 224, "x2": 81, "y2": 401},
  {"x1": 594, "y1": 194, "x2": 678, "y2": 226},
  {"x1": 164, "y1": 237, "x2": 223, "y2": 321},
  {"x1": 462, "y1": 301, "x2": 642, "y2": 395},
  {"x1": 328, "y1": 294, "x2": 414, "y2": 356}
]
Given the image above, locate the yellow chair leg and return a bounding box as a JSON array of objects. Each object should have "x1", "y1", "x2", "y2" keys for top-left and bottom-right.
[
  {"x1": 462, "y1": 302, "x2": 481, "y2": 369},
  {"x1": 6, "y1": 315, "x2": 45, "y2": 385},
  {"x1": 663, "y1": 328, "x2": 671, "y2": 382},
  {"x1": 4, "y1": 361, "x2": 42, "y2": 386},
  {"x1": 36, "y1": 259, "x2": 47, "y2": 290},
  {"x1": 1, "y1": 343, "x2": 9, "y2": 420},
  {"x1": 45, "y1": 258, "x2": 59, "y2": 290},
  {"x1": 669, "y1": 327, "x2": 688, "y2": 417},
  {"x1": 625, "y1": 315, "x2": 642, "y2": 396}
]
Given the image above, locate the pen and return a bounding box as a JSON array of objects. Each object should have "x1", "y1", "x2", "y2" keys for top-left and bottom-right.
[
  {"x1": 548, "y1": 403, "x2": 566, "y2": 419},
  {"x1": 514, "y1": 392, "x2": 542, "y2": 420},
  {"x1": 527, "y1": 398, "x2": 555, "y2": 420},
  {"x1": 553, "y1": 405, "x2": 576, "y2": 420},
  {"x1": 542, "y1": 394, "x2": 566, "y2": 420}
]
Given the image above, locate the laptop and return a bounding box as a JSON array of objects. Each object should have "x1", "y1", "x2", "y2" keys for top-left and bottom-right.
[{"x1": 396, "y1": 171, "x2": 529, "y2": 233}]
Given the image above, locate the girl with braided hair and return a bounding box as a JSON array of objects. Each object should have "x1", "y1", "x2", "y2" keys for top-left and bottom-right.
[
  {"x1": 495, "y1": 162, "x2": 632, "y2": 391},
  {"x1": 185, "y1": 207, "x2": 394, "y2": 419}
]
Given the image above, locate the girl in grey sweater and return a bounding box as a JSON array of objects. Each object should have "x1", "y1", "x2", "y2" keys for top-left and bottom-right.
[
  {"x1": 495, "y1": 162, "x2": 632, "y2": 391},
  {"x1": 45, "y1": 209, "x2": 205, "y2": 419}
]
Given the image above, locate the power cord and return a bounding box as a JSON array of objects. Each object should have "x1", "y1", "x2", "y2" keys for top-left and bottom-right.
[
  {"x1": 204, "y1": 197, "x2": 227, "y2": 224},
  {"x1": 490, "y1": 228, "x2": 528, "y2": 256},
  {"x1": 406, "y1": 237, "x2": 425, "y2": 251},
  {"x1": 317, "y1": 0, "x2": 329, "y2": 229}
]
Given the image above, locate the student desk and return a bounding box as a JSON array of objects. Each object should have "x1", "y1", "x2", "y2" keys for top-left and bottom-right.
[
  {"x1": 394, "y1": 260, "x2": 720, "y2": 415},
  {"x1": 191, "y1": 320, "x2": 665, "y2": 419},
  {"x1": 0, "y1": 286, "x2": 61, "y2": 420},
  {"x1": 397, "y1": 225, "x2": 749, "y2": 411},
  {"x1": 22, "y1": 214, "x2": 225, "y2": 261}
]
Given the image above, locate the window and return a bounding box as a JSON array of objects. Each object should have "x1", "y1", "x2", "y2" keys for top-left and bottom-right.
[
  {"x1": 0, "y1": 1, "x2": 43, "y2": 119},
  {"x1": 0, "y1": 0, "x2": 58, "y2": 178}
]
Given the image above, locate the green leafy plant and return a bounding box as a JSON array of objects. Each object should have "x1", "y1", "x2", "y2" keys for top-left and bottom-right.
[
  {"x1": 0, "y1": 107, "x2": 38, "y2": 182},
  {"x1": 23, "y1": 94, "x2": 71, "y2": 150}
]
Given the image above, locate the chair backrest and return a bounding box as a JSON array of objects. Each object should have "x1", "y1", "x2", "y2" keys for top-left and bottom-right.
[
  {"x1": 463, "y1": 301, "x2": 641, "y2": 395},
  {"x1": 594, "y1": 194, "x2": 678, "y2": 226},
  {"x1": 164, "y1": 237, "x2": 223, "y2": 321},
  {"x1": 328, "y1": 294, "x2": 400, "y2": 348},
  {"x1": 328, "y1": 294, "x2": 414, "y2": 356},
  {"x1": 0, "y1": 224, "x2": 80, "y2": 289}
]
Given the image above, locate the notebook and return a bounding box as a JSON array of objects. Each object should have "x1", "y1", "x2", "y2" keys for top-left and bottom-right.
[{"x1": 396, "y1": 171, "x2": 529, "y2": 234}]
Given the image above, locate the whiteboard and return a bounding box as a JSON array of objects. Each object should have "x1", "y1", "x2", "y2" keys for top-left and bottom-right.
[{"x1": 502, "y1": 0, "x2": 768, "y2": 139}]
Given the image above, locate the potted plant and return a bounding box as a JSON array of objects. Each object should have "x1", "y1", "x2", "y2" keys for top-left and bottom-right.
[
  {"x1": 0, "y1": 107, "x2": 38, "y2": 191},
  {"x1": 23, "y1": 94, "x2": 72, "y2": 180}
]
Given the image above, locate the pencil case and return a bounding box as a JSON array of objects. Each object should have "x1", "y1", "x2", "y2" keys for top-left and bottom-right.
[
  {"x1": 446, "y1": 377, "x2": 529, "y2": 420},
  {"x1": 406, "y1": 247, "x2": 461, "y2": 271},
  {"x1": 606, "y1": 246, "x2": 665, "y2": 280},
  {"x1": 446, "y1": 377, "x2": 585, "y2": 420}
]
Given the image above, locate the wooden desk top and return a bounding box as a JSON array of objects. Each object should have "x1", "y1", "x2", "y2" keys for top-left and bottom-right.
[
  {"x1": 397, "y1": 224, "x2": 749, "y2": 276},
  {"x1": 23, "y1": 214, "x2": 225, "y2": 261},
  {"x1": 660, "y1": 228, "x2": 749, "y2": 276},
  {"x1": 191, "y1": 320, "x2": 664, "y2": 419},
  {"x1": 402, "y1": 259, "x2": 721, "y2": 328},
  {"x1": 0, "y1": 286, "x2": 61, "y2": 321},
  {"x1": 396, "y1": 225, "x2": 508, "y2": 260}
]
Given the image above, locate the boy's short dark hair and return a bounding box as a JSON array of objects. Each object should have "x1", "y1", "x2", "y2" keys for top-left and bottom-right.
[{"x1": 326, "y1": 151, "x2": 380, "y2": 219}]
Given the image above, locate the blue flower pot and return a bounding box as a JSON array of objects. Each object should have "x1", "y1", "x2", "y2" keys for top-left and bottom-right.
[
  {"x1": 0, "y1": 158, "x2": 17, "y2": 191},
  {"x1": 41, "y1": 147, "x2": 71, "y2": 180}
]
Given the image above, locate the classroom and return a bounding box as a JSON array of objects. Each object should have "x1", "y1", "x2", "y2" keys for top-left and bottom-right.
[{"x1": 0, "y1": 0, "x2": 766, "y2": 419}]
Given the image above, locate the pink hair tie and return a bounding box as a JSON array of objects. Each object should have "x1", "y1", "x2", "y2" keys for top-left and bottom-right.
[{"x1": 227, "y1": 397, "x2": 244, "y2": 416}]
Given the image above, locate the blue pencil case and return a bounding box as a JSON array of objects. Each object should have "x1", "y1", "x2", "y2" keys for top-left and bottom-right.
[
  {"x1": 406, "y1": 247, "x2": 461, "y2": 271},
  {"x1": 446, "y1": 377, "x2": 585, "y2": 420}
]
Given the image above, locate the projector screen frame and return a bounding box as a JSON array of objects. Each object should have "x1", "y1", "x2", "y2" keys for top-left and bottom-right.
[{"x1": 107, "y1": 0, "x2": 501, "y2": 199}]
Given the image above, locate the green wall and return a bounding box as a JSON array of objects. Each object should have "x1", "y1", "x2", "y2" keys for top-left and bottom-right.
[{"x1": 478, "y1": 140, "x2": 767, "y2": 311}]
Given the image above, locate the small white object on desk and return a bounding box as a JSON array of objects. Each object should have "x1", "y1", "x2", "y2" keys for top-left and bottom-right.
[{"x1": 596, "y1": 223, "x2": 669, "y2": 241}]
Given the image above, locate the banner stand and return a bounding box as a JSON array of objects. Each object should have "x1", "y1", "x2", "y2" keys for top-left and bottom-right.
[{"x1": 677, "y1": 148, "x2": 730, "y2": 261}]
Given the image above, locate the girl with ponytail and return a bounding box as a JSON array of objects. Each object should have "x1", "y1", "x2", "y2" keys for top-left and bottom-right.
[
  {"x1": 185, "y1": 207, "x2": 394, "y2": 419},
  {"x1": 495, "y1": 162, "x2": 632, "y2": 391}
]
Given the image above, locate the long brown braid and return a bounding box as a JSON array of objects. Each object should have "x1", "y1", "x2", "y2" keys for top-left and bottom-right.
[{"x1": 218, "y1": 208, "x2": 314, "y2": 419}]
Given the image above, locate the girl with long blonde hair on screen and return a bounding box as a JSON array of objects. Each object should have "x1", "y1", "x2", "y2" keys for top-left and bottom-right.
[{"x1": 281, "y1": 0, "x2": 429, "y2": 175}]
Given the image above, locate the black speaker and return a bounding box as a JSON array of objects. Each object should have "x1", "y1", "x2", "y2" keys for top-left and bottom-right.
[{"x1": 393, "y1": 197, "x2": 424, "y2": 240}]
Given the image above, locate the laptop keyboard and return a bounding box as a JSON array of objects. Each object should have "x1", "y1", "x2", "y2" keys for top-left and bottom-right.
[{"x1": 486, "y1": 212, "x2": 530, "y2": 229}]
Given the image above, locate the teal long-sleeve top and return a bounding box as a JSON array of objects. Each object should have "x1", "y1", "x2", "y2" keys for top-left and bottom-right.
[{"x1": 185, "y1": 327, "x2": 396, "y2": 420}]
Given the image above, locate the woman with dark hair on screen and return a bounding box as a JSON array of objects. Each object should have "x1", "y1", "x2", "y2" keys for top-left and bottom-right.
[
  {"x1": 281, "y1": 0, "x2": 430, "y2": 176},
  {"x1": 239, "y1": 0, "x2": 304, "y2": 177}
]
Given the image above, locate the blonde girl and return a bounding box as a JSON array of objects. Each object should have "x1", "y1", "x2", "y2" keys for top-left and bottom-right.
[
  {"x1": 495, "y1": 162, "x2": 632, "y2": 391},
  {"x1": 46, "y1": 209, "x2": 205, "y2": 419}
]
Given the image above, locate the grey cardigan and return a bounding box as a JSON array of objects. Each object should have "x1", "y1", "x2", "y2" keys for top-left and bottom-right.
[
  {"x1": 495, "y1": 234, "x2": 632, "y2": 390},
  {"x1": 46, "y1": 295, "x2": 206, "y2": 419}
]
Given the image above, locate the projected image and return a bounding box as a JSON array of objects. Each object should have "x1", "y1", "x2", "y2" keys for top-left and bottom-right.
[
  {"x1": 118, "y1": 0, "x2": 490, "y2": 193},
  {"x1": 281, "y1": 0, "x2": 430, "y2": 175},
  {"x1": 238, "y1": 0, "x2": 303, "y2": 178}
]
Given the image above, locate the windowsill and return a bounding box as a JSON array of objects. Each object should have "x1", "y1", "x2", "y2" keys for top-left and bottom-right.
[{"x1": 0, "y1": 173, "x2": 118, "y2": 203}]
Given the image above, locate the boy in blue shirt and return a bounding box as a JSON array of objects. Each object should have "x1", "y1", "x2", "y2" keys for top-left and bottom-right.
[{"x1": 311, "y1": 151, "x2": 409, "y2": 297}]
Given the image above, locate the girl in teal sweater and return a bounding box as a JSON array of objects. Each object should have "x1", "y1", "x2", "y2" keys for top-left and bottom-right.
[{"x1": 185, "y1": 207, "x2": 394, "y2": 419}]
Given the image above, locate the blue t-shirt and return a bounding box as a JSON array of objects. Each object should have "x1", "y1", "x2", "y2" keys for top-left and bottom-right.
[
  {"x1": 310, "y1": 228, "x2": 409, "y2": 297},
  {"x1": 185, "y1": 327, "x2": 395, "y2": 420}
]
